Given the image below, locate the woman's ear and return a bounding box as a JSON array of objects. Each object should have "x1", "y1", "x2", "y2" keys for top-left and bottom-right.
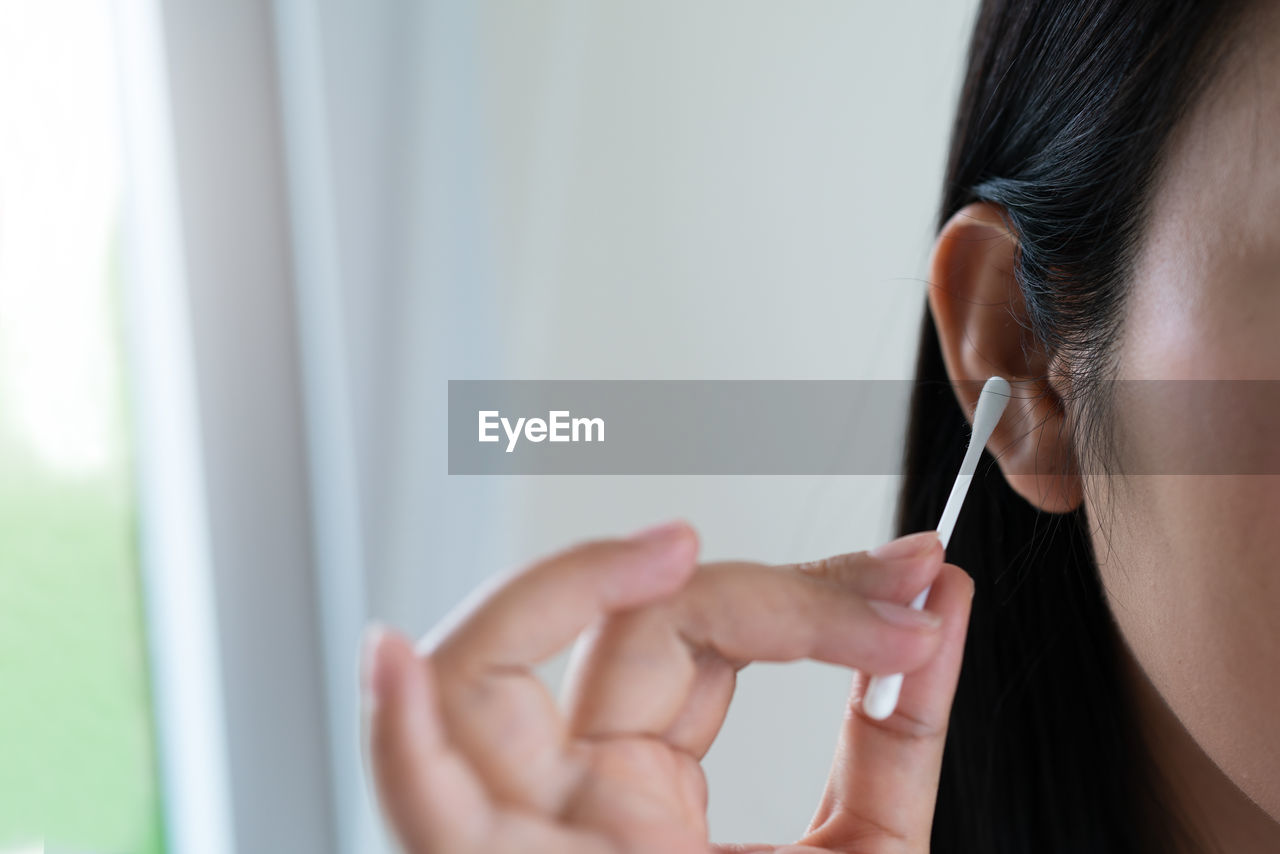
[{"x1": 927, "y1": 201, "x2": 1082, "y2": 513}]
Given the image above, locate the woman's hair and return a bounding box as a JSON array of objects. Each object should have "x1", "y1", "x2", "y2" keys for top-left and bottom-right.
[{"x1": 901, "y1": 1, "x2": 1252, "y2": 851}]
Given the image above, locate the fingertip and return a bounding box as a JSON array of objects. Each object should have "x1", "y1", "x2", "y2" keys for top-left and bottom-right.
[
  {"x1": 670, "y1": 520, "x2": 701, "y2": 575},
  {"x1": 920, "y1": 531, "x2": 946, "y2": 560},
  {"x1": 364, "y1": 626, "x2": 430, "y2": 722},
  {"x1": 673, "y1": 518, "x2": 700, "y2": 558},
  {"x1": 936, "y1": 563, "x2": 976, "y2": 610},
  {"x1": 897, "y1": 542, "x2": 947, "y2": 586},
  {"x1": 608, "y1": 519, "x2": 701, "y2": 604},
  {"x1": 631, "y1": 518, "x2": 700, "y2": 562},
  {"x1": 799, "y1": 539, "x2": 945, "y2": 604},
  {"x1": 649, "y1": 518, "x2": 701, "y2": 574}
]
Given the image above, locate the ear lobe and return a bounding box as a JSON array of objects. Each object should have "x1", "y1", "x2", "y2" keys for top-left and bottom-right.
[{"x1": 927, "y1": 201, "x2": 1083, "y2": 514}]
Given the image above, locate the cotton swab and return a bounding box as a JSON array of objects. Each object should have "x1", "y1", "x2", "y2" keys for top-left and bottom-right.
[{"x1": 861, "y1": 375, "x2": 1012, "y2": 721}]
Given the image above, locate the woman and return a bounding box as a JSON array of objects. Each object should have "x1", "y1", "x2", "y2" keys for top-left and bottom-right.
[{"x1": 362, "y1": 0, "x2": 1280, "y2": 850}]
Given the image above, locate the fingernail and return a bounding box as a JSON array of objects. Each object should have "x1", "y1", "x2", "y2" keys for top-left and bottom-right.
[
  {"x1": 629, "y1": 519, "x2": 687, "y2": 547},
  {"x1": 361, "y1": 622, "x2": 389, "y2": 703},
  {"x1": 868, "y1": 598, "x2": 943, "y2": 630},
  {"x1": 869, "y1": 530, "x2": 941, "y2": 560}
]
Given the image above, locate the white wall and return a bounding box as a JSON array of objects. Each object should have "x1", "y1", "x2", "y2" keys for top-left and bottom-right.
[{"x1": 292, "y1": 0, "x2": 981, "y2": 845}]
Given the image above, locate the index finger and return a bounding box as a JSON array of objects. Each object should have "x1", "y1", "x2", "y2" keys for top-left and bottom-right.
[
  {"x1": 422, "y1": 520, "x2": 699, "y2": 673},
  {"x1": 564, "y1": 547, "x2": 950, "y2": 756}
]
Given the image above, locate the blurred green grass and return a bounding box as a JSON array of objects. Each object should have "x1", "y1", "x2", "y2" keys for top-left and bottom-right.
[
  {"x1": 0, "y1": 234, "x2": 165, "y2": 850},
  {"x1": 0, "y1": 448, "x2": 165, "y2": 852}
]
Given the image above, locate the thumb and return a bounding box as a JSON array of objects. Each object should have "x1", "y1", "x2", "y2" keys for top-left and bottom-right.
[{"x1": 800, "y1": 562, "x2": 974, "y2": 851}]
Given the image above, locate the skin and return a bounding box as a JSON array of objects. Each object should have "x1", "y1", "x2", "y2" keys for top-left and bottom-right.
[
  {"x1": 364, "y1": 522, "x2": 976, "y2": 853},
  {"x1": 926, "y1": 3, "x2": 1280, "y2": 850}
]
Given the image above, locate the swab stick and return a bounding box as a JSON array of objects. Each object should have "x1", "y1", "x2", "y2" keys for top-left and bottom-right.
[{"x1": 861, "y1": 375, "x2": 1012, "y2": 721}]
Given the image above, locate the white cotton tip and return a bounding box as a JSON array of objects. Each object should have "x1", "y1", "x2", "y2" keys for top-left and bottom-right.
[
  {"x1": 972, "y1": 376, "x2": 1012, "y2": 454},
  {"x1": 862, "y1": 671, "x2": 904, "y2": 721},
  {"x1": 861, "y1": 376, "x2": 1011, "y2": 722}
]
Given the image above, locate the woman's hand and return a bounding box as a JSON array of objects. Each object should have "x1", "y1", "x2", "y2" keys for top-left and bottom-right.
[{"x1": 363, "y1": 520, "x2": 973, "y2": 853}]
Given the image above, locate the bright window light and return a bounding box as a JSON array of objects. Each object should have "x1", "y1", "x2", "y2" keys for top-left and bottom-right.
[{"x1": 0, "y1": 0, "x2": 165, "y2": 850}]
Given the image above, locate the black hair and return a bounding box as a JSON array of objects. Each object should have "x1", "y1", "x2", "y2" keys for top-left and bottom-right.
[{"x1": 901, "y1": 1, "x2": 1253, "y2": 851}]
